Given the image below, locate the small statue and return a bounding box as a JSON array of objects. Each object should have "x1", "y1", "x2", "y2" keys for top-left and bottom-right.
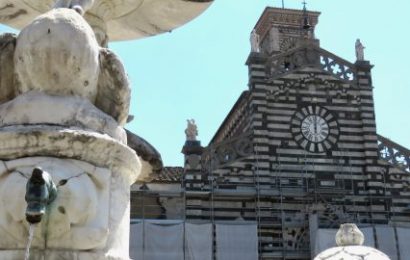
[
  {"x1": 185, "y1": 119, "x2": 198, "y2": 141},
  {"x1": 250, "y1": 29, "x2": 260, "y2": 53},
  {"x1": 54, "y1": 0, "x2": 94, "y2": 15},
  {"x1": 335, "y1": 223, "x2": 364, "y2": 246},
  {"x1": 355, "y1": 39, "x2": 365, "y2": 61}
]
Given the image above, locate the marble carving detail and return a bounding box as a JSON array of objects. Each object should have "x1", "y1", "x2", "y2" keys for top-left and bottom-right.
[
  {"x1": 0, "y1": 158, "x2": 110, "y2": 250},
  {"x1": 266, "y1": 45, "x2": 357, "y2": 83},
  {"x1": 0, "y1": 9, "x2": 130, "y2": 126},
  {"x1": 0, "y1": 6, "x2": 141, "y2": 260}
]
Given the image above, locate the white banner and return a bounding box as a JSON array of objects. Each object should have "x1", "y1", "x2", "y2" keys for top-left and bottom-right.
[
  {"x1": 185, "y1": 223, "x2": 213, "y2": 260},
  {"x1": 144, "y1": 222, "x2": 184, "y2": 260},
  {"x1": 215, "y1": 223, "x2": 258, "y2": 260},
  {"x1": 129, "y1": 221, "x2": 143, "y2": 260},
  {"x1": 375, "y1": 226, "x2": 397, "y2": 260}
]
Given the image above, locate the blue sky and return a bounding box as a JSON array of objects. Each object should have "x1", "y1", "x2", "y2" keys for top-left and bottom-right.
[{"x1": 1, "y1": 0, "x2": 410, "y2": 166}]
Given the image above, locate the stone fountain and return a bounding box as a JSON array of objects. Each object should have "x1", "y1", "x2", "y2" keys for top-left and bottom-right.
[
  {"x1": 314, "y1": 224, "x2": 390, "y2": 260},
  {"x1": 0, "y1": 0, "x2": 213, "y2": 259}
]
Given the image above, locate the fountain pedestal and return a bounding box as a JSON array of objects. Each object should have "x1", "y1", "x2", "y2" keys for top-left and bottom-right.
[
  {"x1": 0, "y1": 8, "x2": 140, "y2": 260},
  {"x1": 0, "y1": 94, "x2": 140, "y2": 260},
  {"x1": 0, "y1": 0, "x2": 215, "y2": 258}
]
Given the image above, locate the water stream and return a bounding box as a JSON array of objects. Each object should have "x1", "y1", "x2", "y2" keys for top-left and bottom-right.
[{"x1": 24, "y1": 224, "x2": 36, "y2": 260}]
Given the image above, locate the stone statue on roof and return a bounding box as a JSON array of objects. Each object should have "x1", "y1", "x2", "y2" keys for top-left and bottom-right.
[
  {"x1": 185, "y1": 119, "x2": 198, "y2": 141},
  {"x1": 250, "y1": 29, "x2": 260, "y2": 53},
  {"x1": 355, "y1": 39, "x2": 365, "y2": 61}
]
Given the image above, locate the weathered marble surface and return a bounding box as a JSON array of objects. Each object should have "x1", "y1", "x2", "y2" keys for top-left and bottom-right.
[
  {"x1": 0, "y1": 158, "x2": 110, "y2": 250},
  {"x1": 314, "y1": 224, "x2": 390, "y2": 260},
  {"x1": 0, "y1": 0, "x2": 214, "y2": 41},
  {"x1": 126, "y1": 129, "x2": 163, "y2": 181},
  {"x1": 0, "y1": 154, "x2": 137, "y2": 258},
  {"x1": 0, "y1": 92, "x2": 162, "y2": 182},
  {"x1": 15, "y1": 9, "x2": 99, "y2": 102},
  {"x1": 0, "y1": 9, "x2": 131, "y2": 125},
  {"x1": 0, "y1": 33, "x2": 15, "y2": 104},
  {"x1": 0, "y1": 126, "x2": 139, "y2": 181},
  {"x1": 315, "y1": 245, "x2": 390, "y2": 260},
  {"x1": 0, "y1": 92, "x2": 127, "y2": 143},
  {"x1": 54, "y1": 0, "x2": 94, "y2": 15},
  {"x1": 0, "y1": 1, "x2": 172, "y2": 258}
]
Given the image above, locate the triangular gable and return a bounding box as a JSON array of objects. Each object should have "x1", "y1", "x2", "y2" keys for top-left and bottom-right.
[{"x1": 266, "y1": 44, "x2": 357, "y2": 84}]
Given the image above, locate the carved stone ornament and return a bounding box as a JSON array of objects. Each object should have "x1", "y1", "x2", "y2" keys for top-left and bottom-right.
[
  {"x1": 314, "y1": 224, "x2": 390, "y2": 260},
  {"x1": 0, "y1": 9, "x2": 130, "y2": 125},
  {"x1": 185, "y1": 119, "x2": 198, "y2": 141},
  {"x1": 335, "y1": 223, "x2": 364, "y2": 246},
  {"x1": 378, "y1": 134, "x2": 410, "y2": 173},
  {"x1": 0, "y1": 158, "x2": 110, "y2": 250},
  {"x1": 202, "y1": 132, "x2": 253, "y2": 170},
  {"x1": 266, "y1": 45, "x2": 357, "y2": 83},
  {"x1": 355, "y1": 39, "x2": 365, "y2": 61},
  {"x1": 250, "y1": 29, "x2": 260, "y2": 53},
  {"x1": 0, "y1": 8, "x2": 145, "y2": 259}
]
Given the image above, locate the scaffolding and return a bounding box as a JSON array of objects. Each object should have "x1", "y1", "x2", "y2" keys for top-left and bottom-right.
[{"x1": 129, "y1": 134, "x2": 410, "y2": 260}]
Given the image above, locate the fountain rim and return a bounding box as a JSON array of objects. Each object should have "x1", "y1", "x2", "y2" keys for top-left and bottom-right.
[{"x1": 0, "y1": 0, "x2": 214, "y2": 41}]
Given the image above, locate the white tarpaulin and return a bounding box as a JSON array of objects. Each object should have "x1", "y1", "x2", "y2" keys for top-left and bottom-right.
[
  {"x1": 215, "y1": 223, "x2": 258, "y2": 260},
  {"x1": 144, "y1": 221, "x2": 184, "y2": 260},
  {"x1": 396, "y1": 227, "x2": 410, "y2": 259},
  {"x1": 185, "y1": 223, "x2": 213, "y2": 260},
  {"x1": 130, "y1": 221, "x2": 144, "y2": 260},
  {"x1": 314, "y1": 229, "x2": 337, "y2": 255},
  {"x1": 361, "y1": 227, "x2": 375, "y2": 247},
  {"x1": 314, "y1": 227, "x2": 375, "y2": 256},
  {"x1": 375, "y1": 226, "x2": 398, "y2": 260},
  {"x1": 130, "y1": 221, "x2": 213, "y2": 260}
]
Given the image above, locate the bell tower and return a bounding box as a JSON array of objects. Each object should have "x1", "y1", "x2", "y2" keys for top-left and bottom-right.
[{"x1": 254, "y1": 6, "x2": 320, "y2": 54}]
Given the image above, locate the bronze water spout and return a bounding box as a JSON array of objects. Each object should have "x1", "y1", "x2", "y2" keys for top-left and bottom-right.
[{"x1": 25, "y1": 167, "x2": 57, "y2": 224}]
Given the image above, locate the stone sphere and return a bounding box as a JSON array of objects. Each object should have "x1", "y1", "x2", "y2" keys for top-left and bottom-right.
[
  {"x1": 314, "y1": 245, "x2": 391, "y2": 260},
  {"x1": 315, "y1": 224, "x2": 390, "y2": 260},
  {"x1": 14, "y1": 8, "x2": 100, "y2": 102}
]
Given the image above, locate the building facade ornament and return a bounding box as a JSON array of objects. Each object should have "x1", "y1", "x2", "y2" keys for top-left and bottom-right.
[
  {"x1": 250, "y1": 29, "x2": 260, "y2": 53},
  {"x1": 355, "y1": 39, "x2": 365, "y2": 61},
  {"x1": 185, "y1": 119, "x2": 198, "y2": 141}
]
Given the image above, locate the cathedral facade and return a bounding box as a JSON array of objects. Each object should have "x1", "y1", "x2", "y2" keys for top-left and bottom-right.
[{"x1": 130, "y1": 6, "x2": 410, "y2": 260}]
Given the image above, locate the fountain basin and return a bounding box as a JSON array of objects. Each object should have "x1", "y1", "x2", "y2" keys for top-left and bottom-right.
[{"x1": 0, "y1": 0, "x2": 214, "y2": 41}]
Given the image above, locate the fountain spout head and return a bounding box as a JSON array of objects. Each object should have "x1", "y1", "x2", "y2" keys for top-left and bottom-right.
[{"x1": 25, "y1": 167, "x2": 57, "y2": 224}]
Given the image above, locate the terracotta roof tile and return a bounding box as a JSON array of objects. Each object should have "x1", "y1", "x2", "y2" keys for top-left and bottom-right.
[{"x1": 152, "y1": 166, "x2": 184, "y2": 183}]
